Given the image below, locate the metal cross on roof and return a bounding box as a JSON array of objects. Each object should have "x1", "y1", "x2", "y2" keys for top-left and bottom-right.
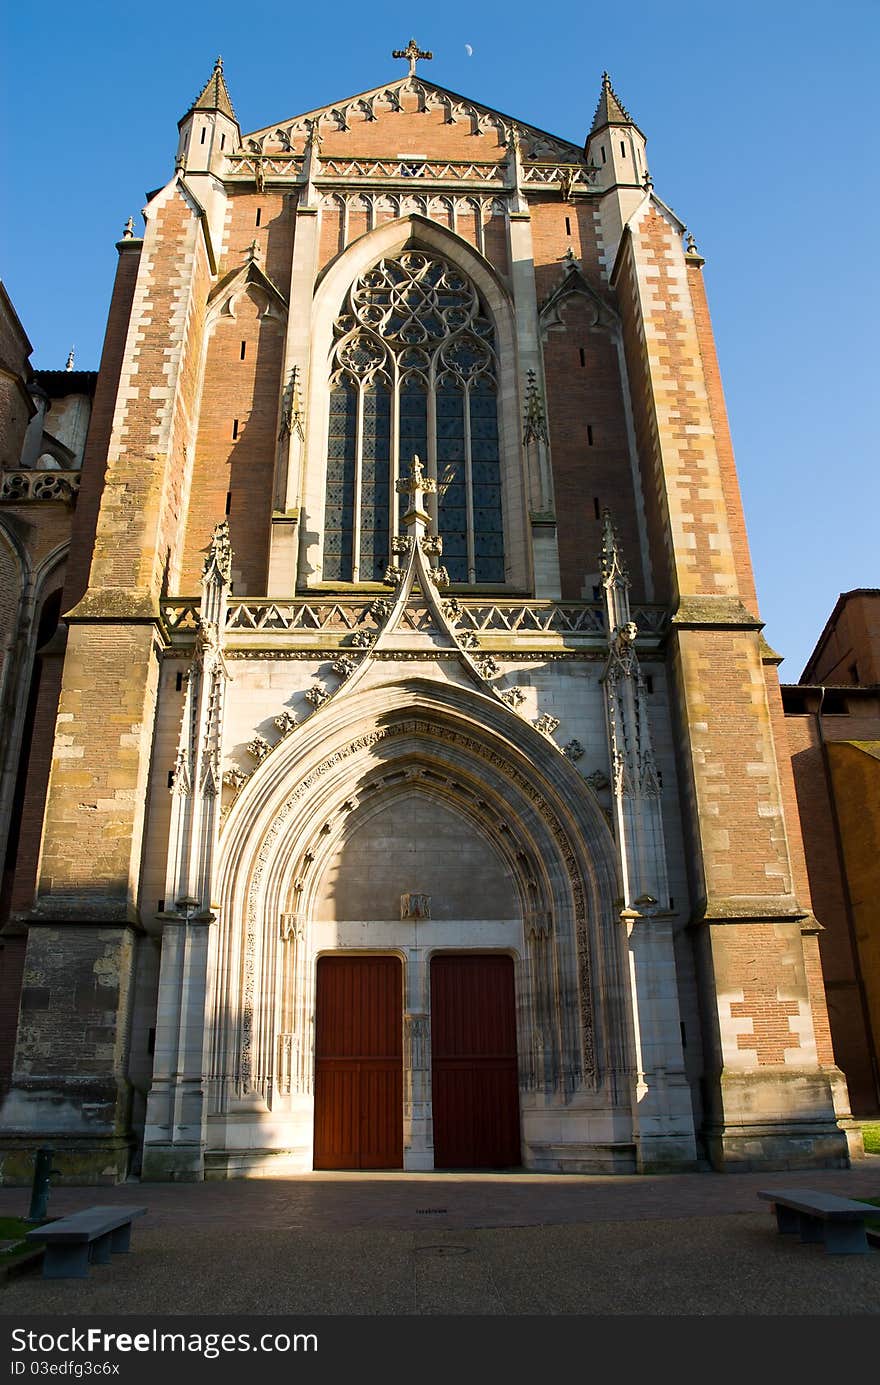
[{"x1": 392, "y1": 38, "x2": 433, "y2": 76}]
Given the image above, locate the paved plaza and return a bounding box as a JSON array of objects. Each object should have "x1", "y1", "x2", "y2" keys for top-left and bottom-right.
[{"x1": 2, "y1": 1160, "x2": 880, "y2": 1315}]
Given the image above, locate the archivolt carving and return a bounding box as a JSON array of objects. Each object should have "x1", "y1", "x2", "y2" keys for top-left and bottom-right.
[{"x1": 237, "y1": 717, "x2": 598, "y2": 1094}]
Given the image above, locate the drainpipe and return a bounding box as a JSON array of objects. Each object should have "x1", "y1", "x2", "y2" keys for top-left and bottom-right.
[{"x1": 816, "y1": 686, "x2": 880, "y2": 1109}]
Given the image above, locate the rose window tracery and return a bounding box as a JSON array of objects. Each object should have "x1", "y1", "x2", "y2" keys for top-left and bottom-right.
[{"x1": 323, "y1": 251, "x2": 504, "y2": 584}]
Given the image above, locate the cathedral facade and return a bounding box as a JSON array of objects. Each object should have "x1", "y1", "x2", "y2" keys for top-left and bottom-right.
[{"x1": 0, "y1": 51, "x2": 860, "y2": 1181}]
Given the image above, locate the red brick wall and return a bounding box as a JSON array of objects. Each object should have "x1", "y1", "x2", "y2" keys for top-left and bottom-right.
[
  {"x1": 64, "y1": 242, "x2": 141, "y2": 608},
  {"x1": 542, "y1": 293, "x2": 642, "y2": 600},
  {"x1": 182, "y1": 284, "x2": 286, "y2": 592},
  {"x1": 687, "y1": 261, "x2": 758, "y2": 614}
]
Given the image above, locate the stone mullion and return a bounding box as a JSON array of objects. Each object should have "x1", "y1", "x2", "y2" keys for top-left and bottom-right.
[
  {"x1": 426, "y1": 360, "x2": 438, "y2": 533},
  {"x1": 464, "y1": 382, "x2": 476, "y2": 583},
  {"x1": 351, "y1": 382, "x2": 364, "y2": 582},
  {"x1": 389, "y1": 362, "x2": 401, "y2": 547}
]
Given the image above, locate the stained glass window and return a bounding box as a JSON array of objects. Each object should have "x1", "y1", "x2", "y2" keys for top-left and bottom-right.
[{"x1": 322, "y1": 251, "x2": 505, "y2": 584}]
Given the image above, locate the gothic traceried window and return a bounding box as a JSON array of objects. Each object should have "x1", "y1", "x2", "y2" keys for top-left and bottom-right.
[{"x1": 322, "y1": 251, "x2": 504, "y2": 584}]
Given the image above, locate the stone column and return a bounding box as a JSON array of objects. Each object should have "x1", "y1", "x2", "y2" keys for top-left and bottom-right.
[
  {"x1": 600, "y1": 512, "x2": 697, "y2": 1169},
  {"x1": 142, "y1": 910, "x2": 215, "y2": 1181},
  {"x1": 142, "y1": 523, "x2": 230, "y2": 1180}
]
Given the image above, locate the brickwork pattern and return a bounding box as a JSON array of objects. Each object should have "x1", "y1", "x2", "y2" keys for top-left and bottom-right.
[
  {"x1": 686, "y1": 261, "x2": 758, "y2": 612},
  {"x1": 15, "y1": 925, "x2": 135, "y2": 1084},
  {"x1": 676, "y1": 628, "x2": 792, "y2": 901},
  {"x1": 182, "y1": 285, "x2": 285, "y2": 593},
  {"x1": 35, "y1": 624, "x2": 161, "y2": 910},
  {"x1": 63, "y1": 245, "x2": 141, "y2": 607},
  {"x1": 88, "y1": 190, "x2": 208, "y2": 600},
  {"x1": 541, "y1": 294, "x2": 642, "y2": 600},
  {"x1": 722, "y1": 924, "x2": 804, "y2": 1066}
]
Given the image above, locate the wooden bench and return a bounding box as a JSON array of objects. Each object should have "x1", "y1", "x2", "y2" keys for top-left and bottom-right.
[
  {"x1": 758, "y1": 1188, "x2": 877, "y2": 1255},
  {"x1": 26, "y1": 1206, "x2": 147, "y2": 1279}
]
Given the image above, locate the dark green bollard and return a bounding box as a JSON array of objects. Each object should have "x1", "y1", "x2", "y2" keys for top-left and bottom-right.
[{"x1": 27, "y1": 1146, "x2": 60, "y2": 1222}]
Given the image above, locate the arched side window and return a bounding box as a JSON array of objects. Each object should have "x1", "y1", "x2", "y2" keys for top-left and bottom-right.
[{"x1": 322, "y1": 251, "x2": 504, "y2": 584}]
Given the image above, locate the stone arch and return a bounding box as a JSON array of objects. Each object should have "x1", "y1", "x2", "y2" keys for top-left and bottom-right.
[
  {"x1": 0, "y1": 533, "x2": 69, "y2": 881},
  {"x1": 301, "y1": 215, "x2": 528, "y2": 590},
  {"x1": 207, "y1": 676, "x2": 630, "y2": 1169}
]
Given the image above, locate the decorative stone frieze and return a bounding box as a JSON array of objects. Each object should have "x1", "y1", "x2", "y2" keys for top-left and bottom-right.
[{"x1": 0, "y1": 469, "x2": 81, "y2": 503}]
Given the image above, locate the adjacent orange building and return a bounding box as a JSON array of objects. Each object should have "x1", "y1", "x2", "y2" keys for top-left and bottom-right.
[{"x1": 783, "y1": 590, "x2": 880, "y2": 1116}]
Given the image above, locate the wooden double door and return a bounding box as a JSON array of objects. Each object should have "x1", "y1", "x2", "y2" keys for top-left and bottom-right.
[{"x1": 313, "y1": 953, "x2": 520, "y2": 1171}]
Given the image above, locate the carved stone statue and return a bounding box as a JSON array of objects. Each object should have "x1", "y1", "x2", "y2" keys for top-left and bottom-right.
[{"x1": 400, "y1": 892, "x2": 431, "y2": 920}]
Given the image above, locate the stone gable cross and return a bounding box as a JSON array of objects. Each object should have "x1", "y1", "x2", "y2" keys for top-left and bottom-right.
[
  {"x1": 392, "y1": 38, "x2": 433, "y2": 76},
  {"x1": 396, "y1": 454, "x2": 436, "y2": 539}
]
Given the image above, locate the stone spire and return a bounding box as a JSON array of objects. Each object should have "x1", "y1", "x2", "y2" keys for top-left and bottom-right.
[
  {"x1": 590, "y1": 71, "x2": 641, "y2": 135},
  {"x1": 584, "y1": 69, "x2": 649, "y2": 237},
  {"x1": 187, "y1": 55, "x2": 237, "y2": 122},
  {"x1": 176, "y1": 57, "x2": 241, "y2": 178}
]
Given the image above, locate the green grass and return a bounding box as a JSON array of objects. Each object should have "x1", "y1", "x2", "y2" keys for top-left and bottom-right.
[
  {"x1": 0, "y1": 1216, "x2": 39, "y2": 1262},
  {"x1": 861, "y1": 1122, "x2": 880, "y2": 1155}
]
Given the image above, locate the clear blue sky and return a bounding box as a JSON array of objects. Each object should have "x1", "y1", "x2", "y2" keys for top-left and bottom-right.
[{"x1": 2, "y1": 0, "x2": 877, "y2": 677}]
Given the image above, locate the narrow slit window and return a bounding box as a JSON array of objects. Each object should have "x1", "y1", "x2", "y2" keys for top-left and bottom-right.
[
  {"x1": 587, "y1": 425, "x2": 594, "y2": 446},
  {"x1": 220, "y1": 134, "x2": 225, "y2": 150},
  {"x1": 600, "y1": 145, "x2": 606, "y2": 165},
  {"x1": 255, "y1": 207, "x2": 262, "y2": 227},
  {"x1": 240, "y1": 341, "x2": 247, "y2": 360},
  {"x1": 565, "y1": 216, "x2": 571, "y2": 235},
  {"x1": 620, "y1": 140, "x2": 626, "y2": 157},
  {"x1": 593, "y1": 497, "x2": 600, "y2": 519},
  {"x1": 225, "y1": 491, "x2": 232, "y2": 515},
  {"x1": 645, "y1": 675, "x2": 654, "y2": 694},
  {"x1": 175, "y1": 671, "x2": 183, "y2": 692},
  {"x1": 579, "y1": 347, "x2": 586, "y2": 368},
  {"x1": 200, "y1": 127, "x2": 206, "y2": 145},
  {"x1": 231, "y1": 419, "x2": 239, "y2": 440},
  {"x1": 167, "y1": 770, "x2": 174, "y2": 788}
]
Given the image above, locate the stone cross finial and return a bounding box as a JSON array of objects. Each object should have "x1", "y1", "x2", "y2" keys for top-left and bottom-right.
[
  {"x1": 392, "y1": 38, "x2": 433, "y2": 76},
  {"x1": 396, "y1": 454, "x2": 437, "y2": 539},
  {"x1": 123, "y1": 216, "x2": 135, "y2": 239},
  {"x1": 65, "y1": 348, "x2": 75, "y2": 372}
]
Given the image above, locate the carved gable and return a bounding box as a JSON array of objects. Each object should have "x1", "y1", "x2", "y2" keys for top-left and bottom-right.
[{"x1": 241, "y1": 77, "x2": 586, "y2": 164}]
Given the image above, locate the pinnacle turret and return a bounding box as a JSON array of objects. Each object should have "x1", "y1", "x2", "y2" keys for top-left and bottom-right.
[
  {"x1": 176, "y1": 57, "x2": 240, "y2": 178},
  {"x1": 185, "y1": 56, "x2": 237, "y2": 123},
  {"x1": 590, "y1": 72, "x2": 640, "y2": 135}
]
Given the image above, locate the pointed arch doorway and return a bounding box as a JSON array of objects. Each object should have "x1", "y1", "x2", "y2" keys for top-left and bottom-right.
[
  {"x1": 313, "y1": 954, "x2": 404, "y2": 1170},
  {"x1": 430, "y1": 953, "x2": 521, "y2": 1169}
]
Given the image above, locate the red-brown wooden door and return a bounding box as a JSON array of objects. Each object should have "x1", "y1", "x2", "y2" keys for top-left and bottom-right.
[
  {"x1": 314, "y1": 955, "x2": 403, "y2": 1170},
  {"x1": 430, "y1": 954, "x2": 521, "y2": 1169}
]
